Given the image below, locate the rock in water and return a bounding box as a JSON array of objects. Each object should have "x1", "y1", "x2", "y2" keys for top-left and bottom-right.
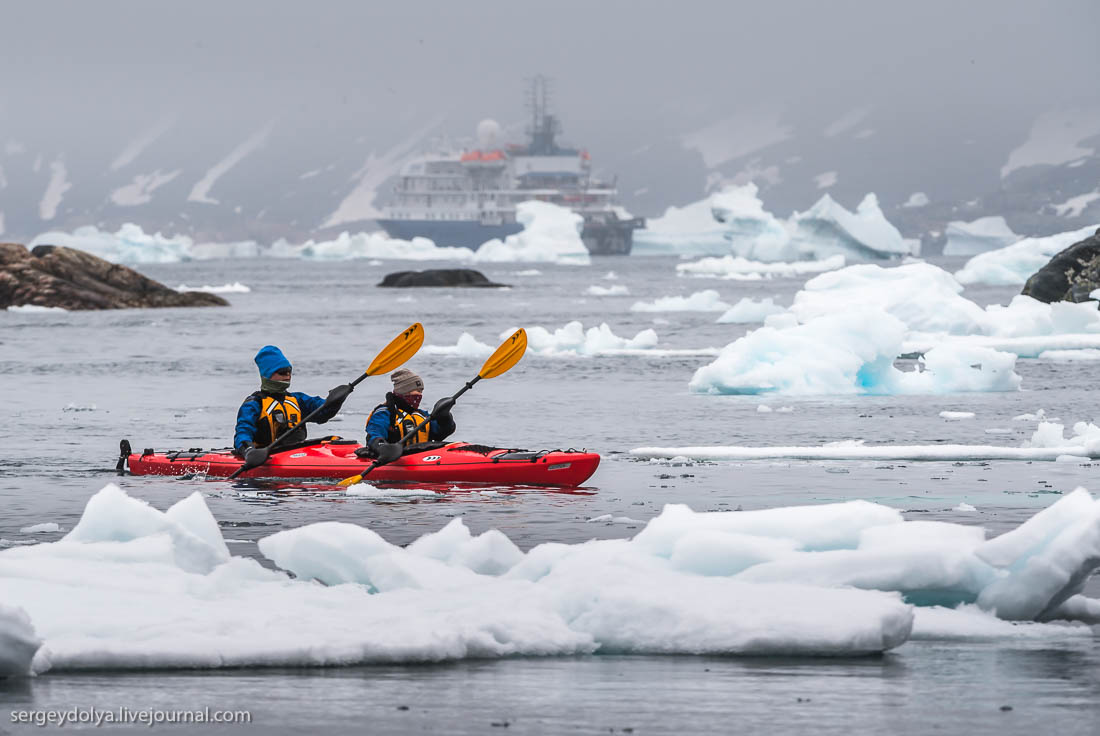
[
  {"x1": 0, "y1": 243, "x2": 228, "y2": 310},
  {"x1": 378, "y1": 269, "x2": 507, "y2": 288},
  {"x1": 1022, "y1": 228, "x2": 1100, "y2": 303}
]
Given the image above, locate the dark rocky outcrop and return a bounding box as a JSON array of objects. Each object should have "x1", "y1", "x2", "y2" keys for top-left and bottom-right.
[
  {"x1": 1022, "y1": 228, "x2": 1100, "y2": 303},
  {"x1": 0, "y1": 243, "x2": 228, "y2": 310},
  {"x1": 378, "y1": 268, "x2": 507, "y2": 288}
]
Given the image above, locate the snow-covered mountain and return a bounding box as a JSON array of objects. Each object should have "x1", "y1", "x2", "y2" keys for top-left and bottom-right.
[{"x1": 1, "y1": 104, "x2": 1097, "y2": 248}]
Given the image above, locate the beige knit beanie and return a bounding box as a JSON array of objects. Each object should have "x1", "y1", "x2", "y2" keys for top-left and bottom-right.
[{"x1": 391, "y1": 368, "x2": 424, "y2": 394}]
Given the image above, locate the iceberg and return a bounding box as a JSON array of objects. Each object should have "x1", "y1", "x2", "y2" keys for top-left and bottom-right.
[
  {"x1": 943, "y1": 216, "x2": 1018, "y2": 256},
  {"x1": 632, "y1": 195, "x2": 732, "y2": 256},
  {"x1": 954, "y1": 225, "x2": 1098, "y2": 285},
  {"x1": 640, "y1": 184, "x2": 913, "y2": 262},
  {"x1": 29, "y1": 223, "x2": 260, "y2": 264},
  {"x1": 473, "y1": 201, "x2": 591, "y2": 265},
  {"x1": 789, "y1": 193, "x2": 914, "y2": 260}
]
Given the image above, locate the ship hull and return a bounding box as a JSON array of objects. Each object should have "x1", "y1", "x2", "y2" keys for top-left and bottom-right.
[
  {"x1": 379, "y1": 218, "x2": 641, "y2": 255},
  {"x1": 377, "y1": 219, "x2": 522, "y2": 250}
]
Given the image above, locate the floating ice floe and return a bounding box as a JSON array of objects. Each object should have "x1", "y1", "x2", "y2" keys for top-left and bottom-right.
[
  {"x1": 270, "y1": 231, "x2": 474, "y2": 262},
  {"x1": 424, "y1": 323, "x2": 718, "y2": 358},
  {"x1": 717, "y1": 297, "x2": 786, "y2": 324},
  {"x1": 29, "y1": 223, "x2": 260, "y2": 264},
  {"x1": 5, "y1": 304, "x2": 68, "y2": 313},
  {"x1": 942, "y1": 216, "x2": 1018, "y2": 256},
  {"x1": 631, "y1": 290, "x2": 731, "y2": 313},
  {"x1": 695, "y1": 260, "x2": 1100, "y2": 396},
  {"x1": 954, "y1": 224, "x2": 1098, "y2": 285},
  {"x1": 691, "y1": 309, "x2": 1021, "y2": 396},
  {"x1": 7, "y1": 485, "x2": 1100, "y2": 672},
  {"x1": 174, "y1": 282, "x2": 251, "y2": 294},
  {"x1": 633, "y1": 420, "x2": 1100, "y2": 462},
  {"x1": 421, "y1": 333, "x2": 496, "y2": 358},
  {"x1": 586, "y1": 284, "x2": 630, "y2": 296},
  {"x1": 677, "y1": 254, "x2": 845, "y2": 280},
  {"x1": 19, "y1": 523, "x2": 63, "y2": 534},
  {"x1": 939, "y1": 411, "x2": 976, "y2": 420}
]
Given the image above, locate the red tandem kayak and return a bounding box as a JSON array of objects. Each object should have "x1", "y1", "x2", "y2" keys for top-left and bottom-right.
[{"x1": 121, "y1": 439, "x2": 600, "y2": 486}]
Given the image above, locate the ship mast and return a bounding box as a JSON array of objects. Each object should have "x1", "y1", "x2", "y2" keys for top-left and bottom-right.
[{"x1": 525, "y1": 75, "x2": 561, "y2": 155}]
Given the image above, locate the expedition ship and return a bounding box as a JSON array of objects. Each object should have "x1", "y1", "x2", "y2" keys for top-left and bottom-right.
[{"x1": 377, "y1": 78, "x2": 644, "y2": 255}]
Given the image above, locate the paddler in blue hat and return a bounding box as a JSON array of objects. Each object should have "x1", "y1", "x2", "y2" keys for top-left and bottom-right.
[
  {"x1": 233, "y1": 345, "x2": 348, "y2": 454},
  {"x1": 362, "y1": 368, "x2": 456, "y2": 462}
]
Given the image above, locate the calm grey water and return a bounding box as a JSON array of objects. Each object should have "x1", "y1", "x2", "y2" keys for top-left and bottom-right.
[{"x1": 2, "y1": 255, "x2": 1099, "y2": 733}]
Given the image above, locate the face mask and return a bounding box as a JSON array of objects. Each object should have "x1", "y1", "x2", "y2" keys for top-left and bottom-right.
[
  {"x1": 261, "y1": 377, "x2": 291, "y2": 393},
  {"x1": 399, "y1": 393, "x2": 422, "y2": 410}
]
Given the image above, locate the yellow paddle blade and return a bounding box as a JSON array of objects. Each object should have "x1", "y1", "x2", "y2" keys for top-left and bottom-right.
[
  {"x1": 366, "y1": 323, "x2": 424, "y2": 376},
  {"x1": 338, "y1": 472, "x2": 364, "y2": 487},
  {"x1": 479, "y1": 328, "x2": 527, "y2": 379}
]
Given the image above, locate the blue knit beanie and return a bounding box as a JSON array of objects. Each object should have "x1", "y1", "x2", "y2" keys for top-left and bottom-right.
[{"x1": 254, "y1": 345, "x2": 292, "y2": 378}]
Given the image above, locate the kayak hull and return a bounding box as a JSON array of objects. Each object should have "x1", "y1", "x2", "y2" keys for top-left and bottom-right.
[{"x1": 125, "y1": 440, "x2": 600, "y2": 487}]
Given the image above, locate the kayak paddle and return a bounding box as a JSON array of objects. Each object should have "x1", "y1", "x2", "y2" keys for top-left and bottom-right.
[
  {"x1": 338, "y1": 327, "x2": 528, "y2": 487},
  {"x1": 228, "y1": 322, "x2": 425, "y2": 479}
]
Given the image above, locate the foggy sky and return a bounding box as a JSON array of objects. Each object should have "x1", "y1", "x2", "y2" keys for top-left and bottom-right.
[{"x1": 4, "y1": 0, "x2": 1097, "y2": 148}]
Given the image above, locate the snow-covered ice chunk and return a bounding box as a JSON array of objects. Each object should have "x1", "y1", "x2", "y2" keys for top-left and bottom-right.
[
  {"x1": 939, "y1": 411, "x2": 976, "y2": 420},
  {"x1": 518, "y1": 322, "x2": 659, "y2": 355},
  {"x1": 586, "y1": 284, "x2": 630, "y2": 296},
  {"x1": 717, "y1": 297, "x2": 786, "y2": 324},
  {"x1": 0, "y1": 604, "x2": 40, "y2": 677},
  {"x1": 422, "y1": 332, "x2": 495, "y2": 357},
  {"x1": 954, "y1": 225, "x2": 1098, "y2": 286}
]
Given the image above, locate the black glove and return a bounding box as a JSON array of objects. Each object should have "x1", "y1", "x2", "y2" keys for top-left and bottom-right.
[
  {"x1": 325, "y1": 384, "x2": 353, "y2": 408},
  {"x1": 234, "y1": 441, "x2": 256, "y2": 457},
  {"x1": 432, "y1": 397, "x2": 456, "y2": 418},
  {"x1": 369, "y1": 437, "x2": 403, "y2": 463},
  {"x1": 243, "y1": 446, "x2": 269, "y2": 467}
]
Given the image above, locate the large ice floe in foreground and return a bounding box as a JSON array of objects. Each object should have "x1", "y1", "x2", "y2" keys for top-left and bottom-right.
[
  {"x1": 637, "y1": 184, "x2": 914, "y2": 263},
  {"x1": 6, "y1": 484, "x2": 1100, "y2": 668},
  {"x1": 691, "y1": 260, "x2": 1100, "y2": 395},
  {"x1": 954, "y1": 224, "x2": 1098, "y2": 285},
  {"x1": 3, "y1": 485, "x2": 1099, "y2": 673}
]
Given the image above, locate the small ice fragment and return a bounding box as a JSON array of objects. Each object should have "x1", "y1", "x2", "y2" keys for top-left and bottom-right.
[
  {"x1": 939, "y1": 411, "x2": 976, "y2": 420},
  {"x1": 19, "y1": 522, "x2": 63, "y2": 534},
  {"x1": 776, "y1": 406, "x2": 794, "y2": 413},
  {"x1": 757, "y1": 405, "x2": 774, "y2": 413},
  {"x1": 954, "y1": 502, "x2": 977, "y2": 512}
]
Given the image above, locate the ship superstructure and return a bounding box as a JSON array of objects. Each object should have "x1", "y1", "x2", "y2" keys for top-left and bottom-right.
[{"x1": 378, "y1": 77, "x2": 644, "y2": 254}]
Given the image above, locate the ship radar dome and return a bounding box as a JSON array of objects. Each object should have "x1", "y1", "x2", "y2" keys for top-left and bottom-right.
[{"x1": 477, "y1": 118, "x2": 501, "y2": 148}]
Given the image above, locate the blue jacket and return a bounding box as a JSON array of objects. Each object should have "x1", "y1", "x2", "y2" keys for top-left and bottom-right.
[
  {"x1": 366, "y1": 404, "x2": 455, "y2": 445},
  {"x1": 234, "y1": 390, "x2": 338, "y2": 449}
]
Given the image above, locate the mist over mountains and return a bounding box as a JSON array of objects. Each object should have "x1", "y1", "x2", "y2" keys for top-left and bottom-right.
[{"x1": 1, "y1": 1, "x2": 1097, "y2": 248}]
